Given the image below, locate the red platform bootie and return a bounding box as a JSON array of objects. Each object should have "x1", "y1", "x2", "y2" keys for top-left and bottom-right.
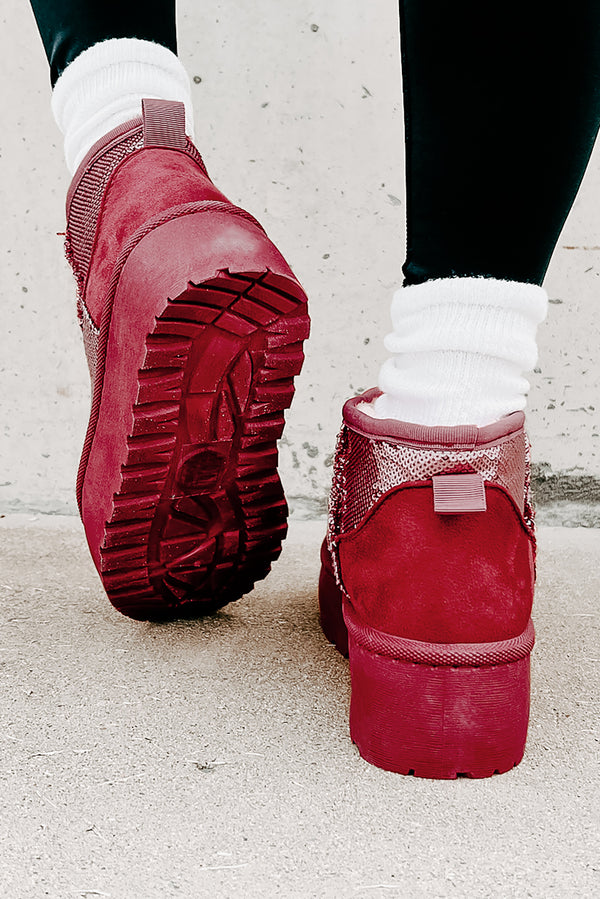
[
  {"x1": 66, "y1": 98, "x2": 309, "y2": 620},
  {"x1": 319, "y1": 389, "x2": 536, "y2": 778}
]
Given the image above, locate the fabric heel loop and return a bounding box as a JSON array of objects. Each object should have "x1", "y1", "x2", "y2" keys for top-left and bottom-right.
[{"x1": 142, "y1": 98, "x2": 187, "y2": 149}]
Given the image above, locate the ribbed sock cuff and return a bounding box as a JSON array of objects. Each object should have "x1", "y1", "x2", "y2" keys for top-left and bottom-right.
[
  {"x1": 369, "y1": 276, "x2": 548, "y2": 427},
  {"x1": 51, "y1": 38, "x2": 195, "y2": 173}
]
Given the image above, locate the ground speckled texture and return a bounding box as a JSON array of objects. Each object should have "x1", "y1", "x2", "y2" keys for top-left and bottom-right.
[{"x1": 0, "y1": 517, "x2": 598, "y2": 898}]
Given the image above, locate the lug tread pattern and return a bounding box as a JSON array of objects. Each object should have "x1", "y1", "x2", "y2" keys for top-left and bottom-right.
[{"x1": 99, "y1": 268, "x2": 309, "y2": 620}]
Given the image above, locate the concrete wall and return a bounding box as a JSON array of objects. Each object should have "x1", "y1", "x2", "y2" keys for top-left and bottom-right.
[{"x1": 2, "y1": 1, "x2": 600, "y2": 522}]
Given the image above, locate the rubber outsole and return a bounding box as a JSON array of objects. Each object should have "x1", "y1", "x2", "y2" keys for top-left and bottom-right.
[
  {"x1": 348, "y1": 636, "x2": 530, "y2": 779},
  {"x1": 94, "y1": 267, "x2": 308, "y2": 620}
]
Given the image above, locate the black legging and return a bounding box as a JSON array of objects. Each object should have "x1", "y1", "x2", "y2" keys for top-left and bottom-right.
[
  {"x1": 30, "y1": 0, "x2": 177, "y2": 85},
  {"x1": 30, "y1": 0, "x2": 600, "y2": 288}
]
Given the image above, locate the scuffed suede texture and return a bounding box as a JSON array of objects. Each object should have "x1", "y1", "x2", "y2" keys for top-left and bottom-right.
[
  {"x1": 337, "y1": 483, "x2": 535, "y2": 644},
  {"x1": 82, "y1": 148, "x2": 228, "y2": 324}
]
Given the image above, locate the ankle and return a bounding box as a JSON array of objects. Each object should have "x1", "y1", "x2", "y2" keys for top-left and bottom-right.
[
  {"x1": 369, "y1": 276, "x2": 548, "y2": 427},
  {"x1": 51, "y1": 38, "x2": 194, "y2": 173}
]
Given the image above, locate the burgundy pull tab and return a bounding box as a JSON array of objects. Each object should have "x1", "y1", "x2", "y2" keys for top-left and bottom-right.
[
  {"x1": 142, "y1": 99, "x2": 187, "y2": 149},
  {"x1": 432, "y1": 473, "x2": 487, "y2": 514}
]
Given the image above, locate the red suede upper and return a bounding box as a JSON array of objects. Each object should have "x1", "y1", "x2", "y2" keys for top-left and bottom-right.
[
  {"x1": 83, "y1": 149, "x2": 229, "y2": 325},
  {"x1": 337, "y1": 482, "x2": 535, "y2": 644}
]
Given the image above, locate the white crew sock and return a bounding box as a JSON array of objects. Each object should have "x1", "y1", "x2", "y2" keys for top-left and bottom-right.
[
  {"x1": 51, "y1": 38, "x2": 195, "y2": 174},
  {"x1": 366, "y1": 276, "x2": 548, "y2": 427}
]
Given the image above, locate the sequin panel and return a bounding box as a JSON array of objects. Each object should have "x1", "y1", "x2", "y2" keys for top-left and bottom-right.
[
  {"x1": 78, "y1": 298, "x2": 99, "y2": 383},
  {"x1": 328, "y1": 423, "x2": 530, "y2": 540}
]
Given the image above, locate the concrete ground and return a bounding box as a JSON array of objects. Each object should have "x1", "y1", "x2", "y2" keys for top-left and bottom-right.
[{"x1": 0, "y1": 516, "x2": 598, "y2": 899}]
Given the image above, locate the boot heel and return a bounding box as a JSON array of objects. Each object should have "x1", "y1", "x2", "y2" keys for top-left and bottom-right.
[{"x1": 346, "y1": 612, "x2": 534, "y2": 779}]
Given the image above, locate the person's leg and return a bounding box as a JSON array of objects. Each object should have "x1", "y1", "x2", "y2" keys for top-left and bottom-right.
[
  {"x1": 399, "y1": 0, "x2": 600, "y2": 288},
  {"x1": 321, "y1": 2, "x2": 600, "y2": 778},
  {"x1": 30, "y1": 0, "x2": 176, "y2": 86},
  {"x1": 30, "y1": 1, "x2": 189, "y2": 172},
  {"x1": 372, "y1": 0, "x2": 600, "y2": 427}
]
